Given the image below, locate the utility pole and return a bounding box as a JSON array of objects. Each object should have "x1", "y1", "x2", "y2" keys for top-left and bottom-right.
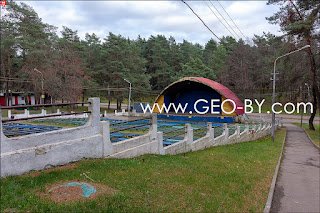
[
  {"x1": 300, "y1": 86, "x2": 304, "y2": 127},
  {"x1": 34, "y1": 68, "x2": 44, "y2": 107},
  {"x1": 305, "y1": 83, "x2": 311, "y2": 113},
  {"x1": 123, "y1": 78, "x2": 131, "y2": 113}
]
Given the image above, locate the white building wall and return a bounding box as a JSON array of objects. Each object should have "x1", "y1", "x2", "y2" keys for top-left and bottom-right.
[
  {"x1": 31, "y1": 96, "x2": 35, "y2": 105},
  {"x1": 17, "y1": 96, "x2": 26, "y2": 105}
]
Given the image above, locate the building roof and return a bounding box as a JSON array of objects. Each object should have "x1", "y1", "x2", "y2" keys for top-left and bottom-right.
[{"x1": 155, "y1": 77, "x2": 245, "y2": 115}]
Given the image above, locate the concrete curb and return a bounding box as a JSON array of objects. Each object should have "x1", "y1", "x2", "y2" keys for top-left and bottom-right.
[
  {"x1": 263, "y1": 128, "x2": 287, "y2": 213},
  {"x1": 302, "y1": 128, "x2": 320, "y2": 149}
]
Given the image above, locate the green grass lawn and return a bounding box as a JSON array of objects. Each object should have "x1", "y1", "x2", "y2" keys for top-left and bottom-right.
[
  {"x1": 293, "y1": 123, "x2": 320, "y2": 147},
  {"x1": 1, "y1": 128, "x2": 285, "y2": 212}
]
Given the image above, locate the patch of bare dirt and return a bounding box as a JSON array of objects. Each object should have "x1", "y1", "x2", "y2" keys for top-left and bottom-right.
[
  {"x1": 39, "y1": 180, "x2": 118, "y2": 203},
  {"x1": 3, "y1": 208, "x2": 29, "y2": 213}
]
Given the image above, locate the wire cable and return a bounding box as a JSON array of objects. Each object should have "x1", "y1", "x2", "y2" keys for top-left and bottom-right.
[
  {"x1": 181, "y1": 0, "x2": 222, "y2": 43},
  {"x1": 208, "y1": 0, "x2": 241, "y2": 39},
  {"x1": 181, "y1": 0, "x2": 240, "y2": 55},
  {"x1": 216, "y1": 0, "x2": 246, "y2": 39},
  {"x1": 202, "y1": 0, "x2": 237, "y2": 39}
]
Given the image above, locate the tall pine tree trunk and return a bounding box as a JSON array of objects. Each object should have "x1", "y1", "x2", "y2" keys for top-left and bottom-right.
[
  {"x1": 309, "y1": 86, "x2": 318, "y2": 130},
  {"x1": 308, "y1": 50, "x2": 319, "y2": 130}
]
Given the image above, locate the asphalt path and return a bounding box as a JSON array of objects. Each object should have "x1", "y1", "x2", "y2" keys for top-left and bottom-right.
[{"x1": 270, "y1": 124, "x2": 320, "y2": 213}]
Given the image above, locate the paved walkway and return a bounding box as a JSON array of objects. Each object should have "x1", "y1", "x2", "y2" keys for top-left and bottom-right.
[{"x1": 271, "y1": 124, "x2": 320, "y2": 213}]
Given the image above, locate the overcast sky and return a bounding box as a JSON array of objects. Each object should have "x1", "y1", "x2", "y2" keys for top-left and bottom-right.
[{"x1": 16, "y1": 1, "x2": 283, "y2": 45}]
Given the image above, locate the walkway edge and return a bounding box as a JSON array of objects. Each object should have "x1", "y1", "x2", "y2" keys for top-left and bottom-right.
[
  {"x1": 302, "y1": 128, "x2": 320, "y2": 149},
  {"x1": 263, "y1": 128, "x2": 287, "y2": 213}
]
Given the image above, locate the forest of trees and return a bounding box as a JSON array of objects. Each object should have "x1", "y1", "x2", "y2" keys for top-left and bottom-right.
[{"x1": 1, "y1": 0, "x2": 319, "y2": 126}]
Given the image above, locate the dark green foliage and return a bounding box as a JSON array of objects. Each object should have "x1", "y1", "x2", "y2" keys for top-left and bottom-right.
[
  {"x1": 95, "y1": 33, "x2": 150, "y2": 107},
  {"x1": 208, "y1": 45, "x2": 227, "y2": 83},
  {"x1": 267, "y1": 0, "x2": 319, "y2": 40},
  {"x1": 179, "y1": 40, "x2": 203, "y2": 64},
  {"x1": 144, "y1": 35, "x2": 173, "y2": 90},
  {"x1": 1, "y1": 0, "x2": 59, "y2": 103},
  {"x1": 175, "y1": 57, "x2": 216, "y2": 81},
  {"x1": 168, "y1": 36, "x2": 184, "y2": 81},
  {"x1": 203, "y1": 39, "x2": 217, "y2": 65}
]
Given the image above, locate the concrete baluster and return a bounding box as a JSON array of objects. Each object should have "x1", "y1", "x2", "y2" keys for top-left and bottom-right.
[
  {"x1": 245, "y1": 122, "x2": 249, "y2": 132},
  {"x1": 224, "y1": 123, "x2": 229, "y2": 141},
  {"x1": 157, "y1": 131, "x2": 165, "y2": 155},
  {"x1": 236, "y1": 124, "x2": 240, "y2": 137},
  {"x1": 185, "y1": 123, "x2": 193, "y2": 149},
  {"x1": 101, "y1": 120, "x2": 113, "y2": 157}
]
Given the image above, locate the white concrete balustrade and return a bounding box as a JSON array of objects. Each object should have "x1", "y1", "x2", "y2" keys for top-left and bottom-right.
[
  {"x1": 5, "y1": 108, "x2": 90, "y2": 119},
  {"x1": 0, "y1": 97, "x2": 282, "y2": 177}
]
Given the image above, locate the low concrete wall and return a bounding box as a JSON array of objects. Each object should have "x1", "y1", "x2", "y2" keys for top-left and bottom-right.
[
  {"x1": 1, "y1": 135, "x2": 103, "y2": 177},
  {"x1": 163, "y1": 120, "x2": 280, "y2": 155},
  {"x1": 164, "y1": 124, "x2": 193, "y2": 155},
  {"x1": 192, "y1": 123, "x2": 214, "y2": 152},
  {"x1": 0, "y1": 98, "x2": 105, "y2": 177},
  {"x1": 0, "y1": 102, "x2": 163, "y2": 177},
  {"x1": 1, "y1": 97, "x2": 281, "y2": 178},
  {"x1": 109, "y1": 114, "x2": 164, "y2": 158},
  {"x1": 1, "y1": 98, "x2": 101, "y2": 153}
]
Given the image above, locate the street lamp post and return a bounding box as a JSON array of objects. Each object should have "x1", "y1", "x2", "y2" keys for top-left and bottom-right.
[
  {"x1": 271, "y1": 45, "x2": 310, "y2": 142},
  {"x1": 300, "y1": 83, "x2": 311, "y2": 127},
  {"x1": 305, "y1": 83, "x2": 310, "y2": 105},
  {"x1": 123, "y1": 78, "x2": 131, "y2": 113},
  {"x1": 34, "y1": 68, "x2": 44, "y2": 106},
  {"x1": 300, "y1": 85, "x2": 304, "y2": 127}
]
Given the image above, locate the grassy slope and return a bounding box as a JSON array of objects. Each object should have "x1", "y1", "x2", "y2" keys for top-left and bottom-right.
[{"x1": 1, "y1": 128, "x2": 285, "y2": 212}]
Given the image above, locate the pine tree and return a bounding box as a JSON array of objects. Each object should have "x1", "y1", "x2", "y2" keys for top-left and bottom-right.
[
  {"x1": 97, "y1": 33, "x2": 150, "y2": 109},
  {"x1": 1, "y1": 0, "x2": 58, "y2": 104},
  {"x1": 176, "y1": 57, "x2": 216, "y2": 81},
  {"x1": 179, "y1": 40, "x2": 203, "y2": 64},
  {"x1": 145, "y1": 35, "x2": 173, "y2": 90},
  {"x1": 209, "y1": 45, "x2": 227, "y2": 84},
  {"x1": 203, "y1": 39, "x2": 218, "y2": 66}
]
